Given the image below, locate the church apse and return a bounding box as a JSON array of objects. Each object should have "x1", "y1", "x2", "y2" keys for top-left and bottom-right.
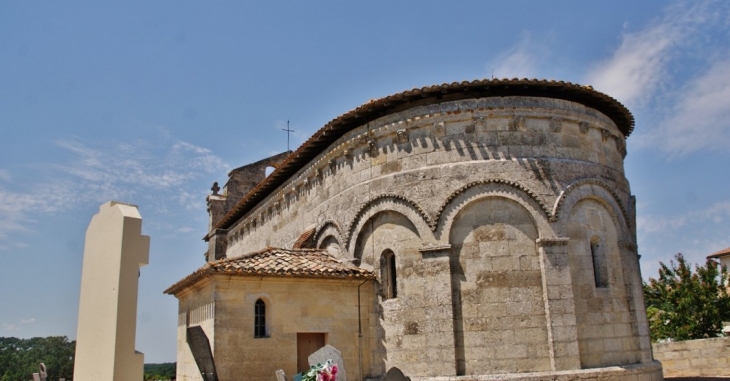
[{"x1": 168, "y1": 79, "x2": 662, "y2": 381}]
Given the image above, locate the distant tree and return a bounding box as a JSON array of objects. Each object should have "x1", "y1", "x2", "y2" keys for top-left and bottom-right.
[
  {"x1": 0, "y1": 336, "x2": 75, "y2": 381},
  {"x1": 144, "y1": 362, "x2": 176, "y2": 380},
  {"x1": 644, "y1": 253, "x2": 730, "y2": 341}
]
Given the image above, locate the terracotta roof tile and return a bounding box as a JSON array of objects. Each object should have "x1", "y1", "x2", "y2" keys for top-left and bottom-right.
[
  {"x1": 708, "y1": 247, "x2": 730, "y2": 259},
  {"x1": 292, "y1": 226, "x2": 316, "y2": 249},
  {"x1": 164, "y1": 248, "x2": 373, "y2": 295}
]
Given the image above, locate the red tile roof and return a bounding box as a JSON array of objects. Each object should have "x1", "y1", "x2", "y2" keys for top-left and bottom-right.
[
  {"x1": 212, "y1": 78, "x2": 634, "y2": 231},
  {"x1": 164, "y1": 248, "x2": 373, "y2": 295},
  {"x1": 708, "y1": 247, "x2": 730, "y2": 259},
  {"x1": 292, "y1": 226, "x2": 316, "y2": 249}
]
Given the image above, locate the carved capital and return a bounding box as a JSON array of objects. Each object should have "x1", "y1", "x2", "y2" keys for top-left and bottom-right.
[
  {"x1": 579, "y1": 121, "x2": 590, "y2": 134},
  {"x1": 550, "y1": 117, "x2": 562, "y2": 133},
  {"x1": 367, "y1": 139, "x2": 377, "y2": 151},
  {"x1": 511, "y1": 115, "x2": 526, "y2": 131}
]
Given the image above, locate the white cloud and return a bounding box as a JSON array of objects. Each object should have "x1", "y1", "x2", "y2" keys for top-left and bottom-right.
[
  {"x1": 0, "y1": 134, "x2": 229, "y2": 250},
  {"x1": 489, "y1": 32, "x2": 543, "y2": 80},
  {"x1": 654, "y1": 57, "x2": 730, "y2": 155},
  {"x1": 0, "y1": 169, "x2": 10, "y2": 182},
  {"x1": 585, "y1": 1, "x2": 718, "y2": 107},
  {"x1": 585, "y1": 1, "x2": 730, "y2": 156},
  {"x1": 20, "y1": 318, "x2": 36, "y2": 324}
]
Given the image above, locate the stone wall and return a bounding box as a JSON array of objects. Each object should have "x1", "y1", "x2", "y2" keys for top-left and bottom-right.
[
  {"x1": 175, "y1": 280, "x2": 216, "y2": 381},
  {"x1": 410, "y1": 360, "x2": 663, "y2": 381},
  {"x1": 653, "y1": 337, "x2": 730, "y2": 377},
  {"x1": 223, "y1": 97, "x2": 631, "y2": 259}
]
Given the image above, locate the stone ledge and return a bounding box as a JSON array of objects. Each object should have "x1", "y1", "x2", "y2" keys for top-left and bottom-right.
[{"x1": 409, "y1": 361, "x2": 662, "y2": 381}]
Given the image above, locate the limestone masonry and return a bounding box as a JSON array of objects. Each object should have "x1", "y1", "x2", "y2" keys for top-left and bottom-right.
[{"x1": 166, "y1": 79, "x2": 663, "y2": 381}]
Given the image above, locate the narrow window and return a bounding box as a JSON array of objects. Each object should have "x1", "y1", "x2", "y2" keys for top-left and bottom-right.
[
  {"x1": 254, "y1": 299, "x2": 267, "y2": 338},
  {"x1": 590, "y1": 237, "x2": 608, "y2": 288},
  {"x1": 380, "y1": 250, "x2": 397, "y2": 299},
  {"x1": 388, "y1": 253, "x2": 397, "y2": 298}
]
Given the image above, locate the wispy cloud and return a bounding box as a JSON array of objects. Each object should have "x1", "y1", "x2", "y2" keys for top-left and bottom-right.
[
  {"x1": 1, "y1": 318, "x2": 36, "y2": 332},
  {"x1": 638, "y1": 200, "x2": 730, "y2": 234},
  {"x1": 586, "y1": 1, "x2": 730, "y2": 156},
  {"x1": 638, "y1": 199, "x2": 730, "y2": 279},
  {"x1": 654, "y1": 56, "x2": 730, "y2": 155},
  {"x1": 0, "y1": 132, "x2": 228, "y2": 250},
  {"x1": 585, "y1": 2, "x2": 716, "y2": 107},
  {"x1": 489, "y1": 32, "x2": 546, "y2": 79},
  {"x1": 0, "y1": 169, "x2": 10, "y2": 182},
  {"x1": 2, "y1": 323, "x2": 20, "y2": 332}
]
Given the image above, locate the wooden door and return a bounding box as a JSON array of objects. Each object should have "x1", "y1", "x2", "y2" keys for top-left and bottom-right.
[{"x1": 297, "y1": 333, "x2": 325, "y2": 373}]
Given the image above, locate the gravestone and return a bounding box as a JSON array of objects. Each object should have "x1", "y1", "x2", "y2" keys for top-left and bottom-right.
[
  {"x1": 31, "y1": 365, "x2": 46, "y2": 381},
  {"x1": 308, "y1": 345, "x2": 346, "y2": 381},
  {"x1": 275, "y1": 369, "x2": 287, "y2": 381},
  {"x1": 186, "y1": 326, "x2": 219, "y2": 381},
  {"x1": 384, "y1": 367, "x2": 410, "y2": 381}
]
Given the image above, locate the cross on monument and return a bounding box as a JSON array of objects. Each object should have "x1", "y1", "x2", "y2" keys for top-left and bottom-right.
[{"x1": 282, "y1": 120, "x2": 294, "y2": 152}]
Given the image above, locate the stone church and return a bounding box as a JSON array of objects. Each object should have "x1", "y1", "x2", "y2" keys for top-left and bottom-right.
[{"x1": 165, "y1": 79, "x2": 663, "y2": 381}]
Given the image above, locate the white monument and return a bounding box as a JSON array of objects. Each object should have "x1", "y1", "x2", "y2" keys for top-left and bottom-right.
[{"x1": 73, "y1": 201, "x2": 149, "y2": 381}]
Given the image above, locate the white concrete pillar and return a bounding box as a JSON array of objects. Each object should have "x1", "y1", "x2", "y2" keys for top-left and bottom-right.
[{"x1": 74, "y1": 201, "x2": 150, "y2": 381}]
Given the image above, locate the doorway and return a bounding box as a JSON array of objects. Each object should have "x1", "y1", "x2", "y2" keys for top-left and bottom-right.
[{"x1": 297, "y1": 333, "x2": 325, "y2": 373}]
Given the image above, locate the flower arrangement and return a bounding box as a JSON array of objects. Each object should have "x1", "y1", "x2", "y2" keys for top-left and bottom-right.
[{"x1": 302, "y1": 359, "x2": 338, "y2": 381}]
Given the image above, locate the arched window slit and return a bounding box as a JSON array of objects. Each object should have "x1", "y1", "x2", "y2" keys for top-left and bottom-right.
[{"x1": 254, "y1": 299, "x2": 267, "y2": 338}]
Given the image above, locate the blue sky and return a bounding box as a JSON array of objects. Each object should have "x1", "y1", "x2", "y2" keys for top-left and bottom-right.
[{"x1": 1, "y1": 1, "x2": 728, "y2": 363}]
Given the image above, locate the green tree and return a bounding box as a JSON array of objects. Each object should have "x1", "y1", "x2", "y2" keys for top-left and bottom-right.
[
  {"x1": 644, "y1": 253, "x2": 730, "y2": 341},
  {"x1": 0, "y1": 336, "x2": 75, "y2": 381},
  {"x1": 144, "y1": 362, "x2": 176, "y2": 380}
]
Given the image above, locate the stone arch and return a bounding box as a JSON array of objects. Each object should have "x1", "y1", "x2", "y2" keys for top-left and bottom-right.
[
  {"x1": 313, "y1": 220, "x2": 344, "y2": 248},
  {"x1": 448, "y1": 195, "x2": 551, "y2": 375},
  {"x1": 553, "y1": 179, "x2": 632, "y2": 243},
  {"x1": 351, "y1": 210, "x2": 421, "y2": 266},
  {"x1": 565, "y1": 198, "x2": 640, "y2": 367},
  {"x1": 314, "y1": 220, "x2": 345, "y2": 258},
  {"x1": 351, "y1": 208, "x2": 425, "y2": 376},
  {"x1": 346, "y1": 194, "x2": 434, "y2": 252},
  {"x1": 436, "y1": 180, "x2": 552, "y2": 242}
]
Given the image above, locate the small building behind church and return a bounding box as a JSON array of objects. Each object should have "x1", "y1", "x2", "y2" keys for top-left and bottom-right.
[
  {"x1": 166, "y1": 78, "x2": 663, "y2": 381},
  {"x1": 165, "y1": 248, "x2": 374, "y2": 381}
]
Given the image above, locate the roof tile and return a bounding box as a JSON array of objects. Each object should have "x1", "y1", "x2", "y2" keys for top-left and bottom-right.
[
  {"x1": 708, "y1": 247, "x2": 730, "y2": 259},
  {"x1": 164, "y1": 248, "x2": 373, "y2": 295}
]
